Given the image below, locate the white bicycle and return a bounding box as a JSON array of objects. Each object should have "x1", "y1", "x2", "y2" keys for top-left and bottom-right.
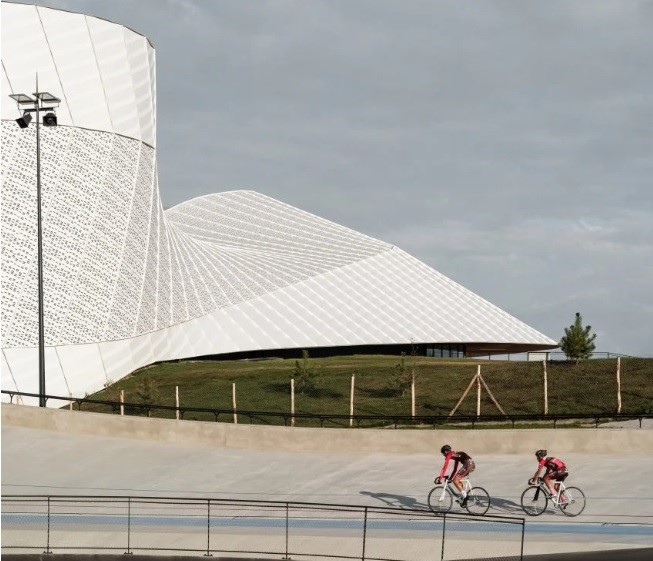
[
  {"x1": 427, "y1": 476, "x2": 490, "y2": 516},
  {"x1": 520, "y1": 478, "x2": 586, "y2": 517}
]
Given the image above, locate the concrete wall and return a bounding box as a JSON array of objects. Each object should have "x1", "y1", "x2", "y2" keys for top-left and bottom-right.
[{"x1": 3, "y1": 403, "x2": 651, "y2": 456}]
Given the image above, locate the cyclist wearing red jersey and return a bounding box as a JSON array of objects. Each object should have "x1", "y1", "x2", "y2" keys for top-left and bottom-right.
[
  {"x1": 434, "y1": 445, "x2": 475, "y2": 504},
  {"x1": 530, "y1": 449, "x2": 568, "y2": 497}
]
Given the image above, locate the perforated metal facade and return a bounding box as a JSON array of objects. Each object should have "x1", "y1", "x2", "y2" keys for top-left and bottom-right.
[{"x1": 1, "y1": 3, "x2": 556, "y2": 405}]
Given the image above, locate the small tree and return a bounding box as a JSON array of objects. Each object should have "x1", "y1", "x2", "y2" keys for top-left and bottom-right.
[
  {"x1": 135, "y1": 374, "x2": 160, "y2": 416},
  {"x1": 294, "y1": 349, "x2": 317, "y2": 395},
  {"x1": 559, "y1": 312, "x2": 597, "y2": 363},
  {"x1": 387, "y1": 352, "x2": 412, "y2": 397}
]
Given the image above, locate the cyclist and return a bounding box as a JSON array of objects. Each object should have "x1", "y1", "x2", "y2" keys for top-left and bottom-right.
[
  {"x1": 530, "y1": 449, "x2": 568, "y2": 498},
  {"x1": 434, "y1": 445, "x2": 475, "y2": 505}
]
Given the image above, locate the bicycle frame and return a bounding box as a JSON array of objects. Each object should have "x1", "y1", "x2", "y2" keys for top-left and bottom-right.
[
  {"x1": 538, "y1": 479, "x2": 567, "y2": 505},
  {"x1": 437, "y1": 477, "x2": 472, "y2": 498}
]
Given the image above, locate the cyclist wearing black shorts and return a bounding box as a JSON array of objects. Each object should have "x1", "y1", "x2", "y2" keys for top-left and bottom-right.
[
  {"x1": 530, "y1": 449, "x2": 568, "y2": 497},
  {"x1": 434, "y1": 445, "x2": 475, "y2": 504}
]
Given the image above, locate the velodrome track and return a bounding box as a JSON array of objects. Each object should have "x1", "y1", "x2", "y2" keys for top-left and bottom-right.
[{"x1": 2, "y1": 404, "x2": 652, "y2": 557}]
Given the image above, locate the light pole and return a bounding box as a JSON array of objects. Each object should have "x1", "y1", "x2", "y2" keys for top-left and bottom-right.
[{"x1": 9, "y1": 77, "x2": 60, "y2": 407}]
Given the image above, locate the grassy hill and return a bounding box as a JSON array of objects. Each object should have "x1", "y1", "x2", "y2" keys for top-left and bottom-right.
[{"x1": 84, "y1": 355, "x2": 653, "y2": 427}]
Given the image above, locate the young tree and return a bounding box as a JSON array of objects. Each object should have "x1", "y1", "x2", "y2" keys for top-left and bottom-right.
[
  {"x1": 135, "y1": 374, "x2": 160, "y2": 416},
  {"x1": 559, "y1": 312, "x2": 597, "y2": 363},
  {"x1": 293, "y1": 349, "x2": 317, "y2": 395},
  {"x1": 387, "y1": 352, "x2": 412, "y2": 397}
]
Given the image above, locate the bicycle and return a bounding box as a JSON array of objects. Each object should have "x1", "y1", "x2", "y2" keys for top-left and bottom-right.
[
  {"x1": 520, "y1": 478, "x2": 586, "y2": 517},
  {"x1": 427, "y1": 476, "x2": 490, "y2": 516}
]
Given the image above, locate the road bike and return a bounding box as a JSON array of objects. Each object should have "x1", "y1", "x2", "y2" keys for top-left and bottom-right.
[
  {"x1": 427, "y1": 476, "x2": 490, "y2": 516},
  {"x1": 520, "y1": 478, "x2": 586, "y2": 517}
]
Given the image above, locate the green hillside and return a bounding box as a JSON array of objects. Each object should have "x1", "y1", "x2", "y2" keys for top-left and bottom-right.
[{"x1": 83, "y1": 355, "x2": 653, "y2": 427}]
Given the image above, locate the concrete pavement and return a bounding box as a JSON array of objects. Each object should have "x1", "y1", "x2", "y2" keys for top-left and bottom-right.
[{"x1": 2, "y1": 405, "x2": 652, "y2": 557}]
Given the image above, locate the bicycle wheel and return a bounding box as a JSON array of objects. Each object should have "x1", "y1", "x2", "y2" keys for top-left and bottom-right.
[
  {"x1": 520, "y1": 486, "x2": 548, "y2": 516},
  {"x1": 559, "y1": 486, "x2": 586, "y2": 517},
  {"x1": 465, "y1": 486, "x2": 490, "y2": 516},
  {"x1": 428, "y1": 485, "x2": 453, "y2": 514}
]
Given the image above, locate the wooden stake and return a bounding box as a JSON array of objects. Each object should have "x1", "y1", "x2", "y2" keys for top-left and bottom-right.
[
  {"x1": 616, "y1": 357, "x2": 622, "y2": 414},
  {"x1": 350, "y1": 374, "x2": 355, "y2": 428},
  {"x1": 120, "y1": 389, "x2": 124, "y2": 416},
  {"x1": 476, "y1": 365, "x2": 481, "y2": 418},
  {"x1": 232, "y1": 382, "x2": 237, "y2": 424},
  {"x1": 479, "y1": 374, "x2": 506, "y2": 416},
  {"x1": 411, "y1": 370, "x2": 416, "y2": 419},
  {"x1": 291, "y1": 378, "x2": 295, "y2": 427},
  {"x1": 449, "y1": 371, "x2": 478, "y2": 417},
  {"x1": 175, "y1": 386, "x2": 180, "y2": 420},
  {"x1": 543, "y1": 361, "x2": 548, "y2": 415}
]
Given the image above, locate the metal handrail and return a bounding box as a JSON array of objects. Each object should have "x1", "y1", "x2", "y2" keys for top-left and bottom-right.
[
  {"x1": 2, "y1": 389, "x2": 651, "y2": 428},
  {"x1": 2, "y1": 493, "x2": 525, "y2": 560}
]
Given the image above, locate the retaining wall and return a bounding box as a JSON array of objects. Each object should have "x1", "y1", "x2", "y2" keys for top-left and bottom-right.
[{"x1": 3, "y1": 403, "x2": 651, "y2": 455}]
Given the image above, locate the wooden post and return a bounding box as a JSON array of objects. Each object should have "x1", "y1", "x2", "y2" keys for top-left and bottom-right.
[
  {"x1": 616, "y1": 357, "x2": 622, "y2": 414},
  {"x1": 120, "y1": 389, "x2": 124, "y2": 416},
  {"x1": 291, "y1": 378, "x2": 295, "y2": 427},
  {"x1": 411, "y1": 370, "x2": 416, "y2": 419},
  {"x1": 232, "y1": 382, "x2": 237, "y2": 424},
  {"x1": 543, "y1": 361, "x2": 548, "y2": 415},
  {"x1": 350, "y1": 374, "x2": 355, "y2": 428},
  {"x1": 476, "y1": 365, "x2": 481, "y2": 418},
  {"x1": 449, "y1": 372, "x2": 478, "y2": 417},
  {"x1": 175, "y1": 386, "x2": 180, "y2": 420}
]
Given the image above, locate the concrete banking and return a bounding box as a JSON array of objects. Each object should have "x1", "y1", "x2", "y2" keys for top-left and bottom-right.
[{"x1": 3, "y1": 403, "x2": 651, "y2": 455}]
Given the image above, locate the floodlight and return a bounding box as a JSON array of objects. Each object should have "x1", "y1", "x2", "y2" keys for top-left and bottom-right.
[
  {"x1": 43, "y1": 112, "x2": 58, "y2": 127},
  {"x1": 16, "y1": 112, "x2": 32, "y2": 128},
  {"x1": 34, "y1": 92, "x2": 61, "y2": 104}
]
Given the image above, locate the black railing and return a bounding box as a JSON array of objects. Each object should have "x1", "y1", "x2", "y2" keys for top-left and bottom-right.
[
  {"x1": 2, "y1": 390, "x2": 651, "y2": 428},
  {"x1": 1, "y1": 494, "x2": 525, "y2": 561}
]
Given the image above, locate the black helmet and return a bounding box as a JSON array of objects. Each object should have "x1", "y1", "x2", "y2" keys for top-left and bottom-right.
[
  {"x1": 441, "y1": 445, "x2": 452, "y2": 455},
  {"x1": 535, "y1": 449, "x2": 547, "y2": 459}
]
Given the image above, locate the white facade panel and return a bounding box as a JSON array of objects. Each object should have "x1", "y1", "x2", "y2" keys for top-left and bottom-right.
[
  {"x1": 86, "y1": 16, "x2": 141, "y2": 143},
  {"x1": 38, "y1": 7, "x2": 113, "y2": 131},
  {"x1": 1, "y1": 3, "x2": 557, "y2": 406},
  {"x1": 0, "y1": 4, "x2": 67, "y2": 122}
]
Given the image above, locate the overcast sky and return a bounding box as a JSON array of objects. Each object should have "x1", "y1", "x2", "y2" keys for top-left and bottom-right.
[{"x1": 15, "y1": 0, "x2": 653, "y2": 356}]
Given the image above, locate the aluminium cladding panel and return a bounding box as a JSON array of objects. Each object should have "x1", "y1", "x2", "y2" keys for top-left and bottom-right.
[
  {"x1": 1, "y1": 3, "x2": 155, "y2": 146},
  {"x1": 2, "y1": 347, "x2": 67, "y2": 399},
  {"x1": 37, "y1": 7, "x2": 113, "y2": 132},
  {"x1": 0, "y1": 4, "x2": 68, "y2": 122}
]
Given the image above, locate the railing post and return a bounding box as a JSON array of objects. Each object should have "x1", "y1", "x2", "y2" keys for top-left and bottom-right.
[
  {"x1": 361, "y1": 506, "x2": 368, "y2": 561},
  {"x1": 520, "y1": 519, "x2": 525, "y2": 560},
  {"x1": 204, "y1": 499, "x2": 212, "y2": 556},
  {"x1": 440, "y1": 512, "x2": 446, "y2": 561},
  {"x1": 126, "y1": 497, "x2": 132, "y2": 554},
  {"x1": 45, "y1": 496, "x2": 51, "y2": 554},
  {"x1": 284, "y1": 502, "x2": 290, "y2": 559}
]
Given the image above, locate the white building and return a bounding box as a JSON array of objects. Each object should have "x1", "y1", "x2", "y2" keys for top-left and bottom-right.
[{"x1": 1, "y1": 3, "x2": 556, "y2": 405}]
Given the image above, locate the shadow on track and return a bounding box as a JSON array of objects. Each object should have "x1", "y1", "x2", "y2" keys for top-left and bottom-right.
[{"x1": 360, "y1": 490, "x2": 428, "y2": 510}]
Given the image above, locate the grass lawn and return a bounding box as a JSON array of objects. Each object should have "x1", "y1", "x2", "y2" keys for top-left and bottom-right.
[{"x1": 81, "y1": 355, "x2": 653, "y2": 428}]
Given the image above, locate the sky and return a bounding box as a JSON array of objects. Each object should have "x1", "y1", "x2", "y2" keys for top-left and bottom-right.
[{"x1": 12, "y1": 0, "x2": 653, "y2": 356}]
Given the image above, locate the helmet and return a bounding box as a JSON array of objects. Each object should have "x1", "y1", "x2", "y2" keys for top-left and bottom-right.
[
  {"x1": 441, "y1": 445, "x2": 452, "y2": 455},
  {"x1": 535, "y1": 449, "x2": 547, "y2": 459}
]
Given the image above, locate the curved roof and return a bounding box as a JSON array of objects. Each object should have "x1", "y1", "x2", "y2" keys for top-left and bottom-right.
[{"x1": 1, "y1": 4, "x2": 555, "y2": 404}]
